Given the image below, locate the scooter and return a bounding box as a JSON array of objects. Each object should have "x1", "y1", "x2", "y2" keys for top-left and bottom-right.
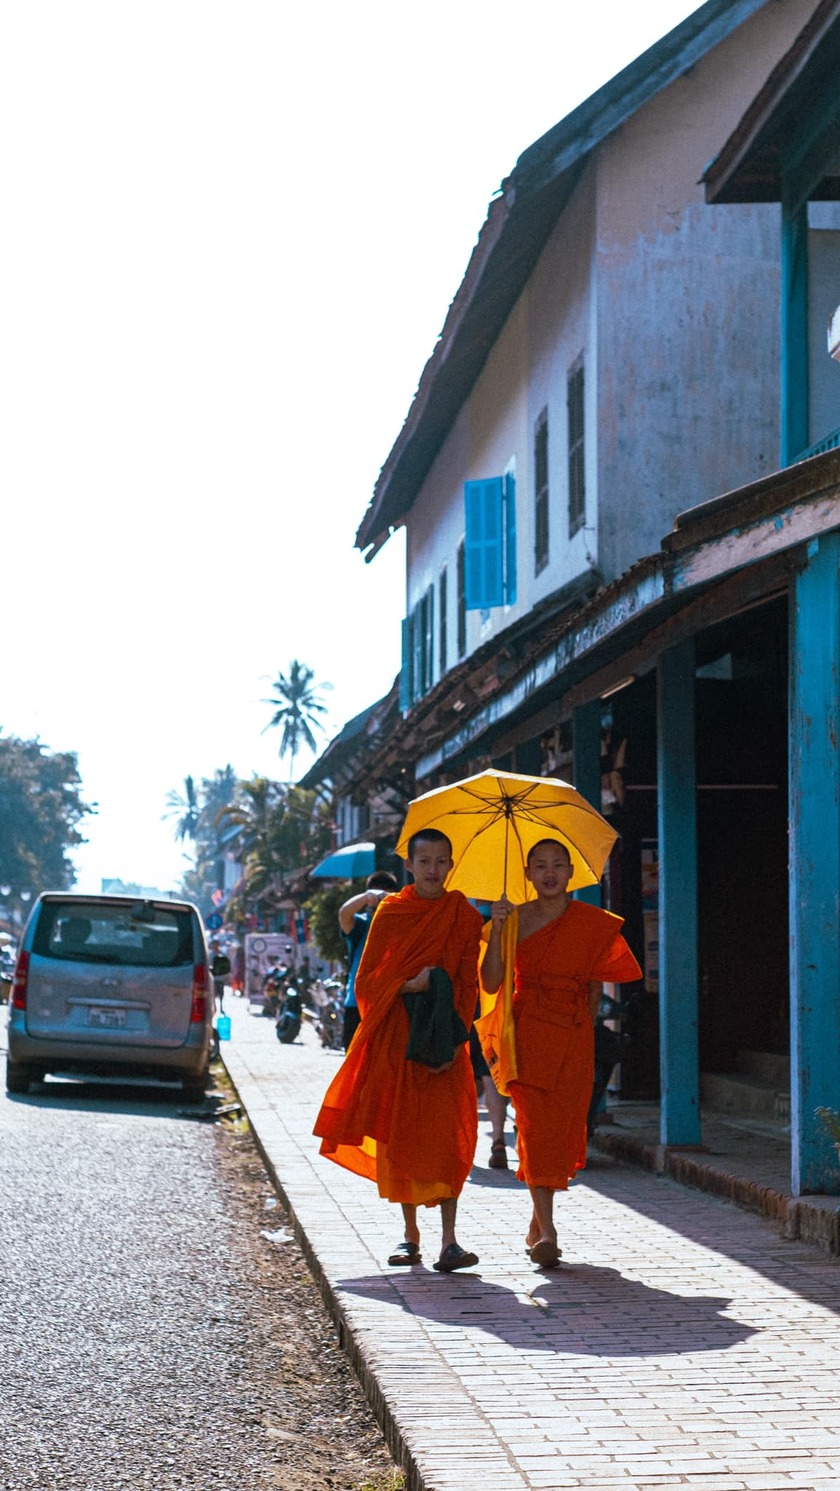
[
  {"x1": 316, "y1": 983, "x2": 345, "y2": 1051},
  {"x1": 275, "y1": 984, "x2": 303, "y2": 1044},
  {"x1": 587, "y1": 990, "x2": 635, "y2": 1137}
]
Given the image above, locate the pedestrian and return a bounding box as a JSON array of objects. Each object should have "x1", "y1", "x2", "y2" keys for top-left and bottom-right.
[
  {"x1": 479, "y1": 837, "x2": 641, "y2": 1268},
  {"x1": 313, "y1": 829, "x2": 482, "y2": 1273},
  {"x1": 469, "y1": 1020, "x2": 510, "y2": 1168},
  {"x1": 337, "y1": 870, "x2": 399, "y2": 1049}
]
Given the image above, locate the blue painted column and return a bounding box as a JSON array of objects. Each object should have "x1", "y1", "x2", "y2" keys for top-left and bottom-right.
[
  {"x1": 780, "y1": 202, "x2": 809, "y2": 466},
  {"x1": 573, "y1": 698, "x2": 603, "y2": 907},
  {"x1": 789, "y1": 533, "x2": 840, "y2": 1196},
  {"x1": 657, "y1": 639, "x2": 701, "y2": 1146}
]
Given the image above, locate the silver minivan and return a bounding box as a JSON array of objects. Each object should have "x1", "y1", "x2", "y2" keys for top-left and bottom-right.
[{"x1": 6, "y1": 893, "x2": 213, "y2": 1101}]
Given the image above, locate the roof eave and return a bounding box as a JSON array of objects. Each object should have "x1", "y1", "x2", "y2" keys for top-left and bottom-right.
[
  {"x1": 703, "y1": 0, "x2": 840, "y2": 205},
  {"x1": 356, "y1": 0, "x2": 769, "y2": 557}
]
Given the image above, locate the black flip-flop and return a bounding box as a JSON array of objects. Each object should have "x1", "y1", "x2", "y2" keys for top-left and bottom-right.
[
  {"x1": 433, "y1": 1243, "x2": 479, "y2": 1272},
  {"x1": 387, "y1": 1241, "x2": 422, "y2": 1266}
]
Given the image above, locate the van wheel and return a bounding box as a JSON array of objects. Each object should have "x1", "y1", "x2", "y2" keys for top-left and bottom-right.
[
  {"x1": 182, "y1": 1075, "x2": 207, "y2": 1105},
  {"x1": 6, "y1": 1059, "x2": 35, "y2": 1095}
]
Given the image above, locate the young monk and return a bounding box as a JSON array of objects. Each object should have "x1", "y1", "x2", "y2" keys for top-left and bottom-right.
[
  {"x1": 313, "y1": 828, "x2": 483, "y2": 1273},
  {"x1": 480, "y1": 838, "x2": 641, "y2": 1268}
]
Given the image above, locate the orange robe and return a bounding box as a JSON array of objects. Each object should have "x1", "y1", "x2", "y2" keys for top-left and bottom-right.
[
  {"x1": 313, "y1": 886, "x2": 482, "y2": 1206},
  {"x1": 501, "y1": 901, "x2": 641, "y2": 1191}
]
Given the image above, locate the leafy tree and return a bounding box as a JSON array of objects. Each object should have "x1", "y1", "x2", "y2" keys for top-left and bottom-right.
[
  {"x1": 303, "y1": 882, "x2": 362, "y2": 965},
  {"x1": 262, "y1": 660, "x2": 331, "y2": 781},
  {"x1": 163, "y1": 775, "x2": 200, "y2": 842},
  {"x1": 169, "y1": 765, "x2": 334, "y2": 926},
  {"x1": 0, "y1": 733, "x2": 92, "y2": 895},
  {"x1": 219, "y1": 777, "x2": 331, "y2": 924},
  {"x1": 165, "y1": 766, "x2": 239, "y2": 918}
]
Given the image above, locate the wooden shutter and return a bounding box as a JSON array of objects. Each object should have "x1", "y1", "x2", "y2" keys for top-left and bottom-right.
[
  {"x1": 411, "y1": 602, "x2": 423, "y2": 703},
  {"x1": 504, "y1": 470, "x2": 517, "y2": 606},
  {"x1": 568, "y1": 359, "x2": 585, "y2": 537},
  {"x1": 456, "y1": 540, "x2": 466, "y2": 657},
  {"x1": 423, "y1": 583, "x2": 434, "y2": 694},
  {"x1": 439, "y1": 566, "x2": 448, "y2": 675},
  {"x1": 464, "y1": 477, "x2": 504, "y2": 609},
  {"x1": 399, "y1": 617, "x2": 411, "y2": 714}
]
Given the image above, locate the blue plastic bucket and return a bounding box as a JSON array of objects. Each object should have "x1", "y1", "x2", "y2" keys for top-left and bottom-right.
[{"x1": 216, "y1": 1013, "x2": 232, "y2": 1042}]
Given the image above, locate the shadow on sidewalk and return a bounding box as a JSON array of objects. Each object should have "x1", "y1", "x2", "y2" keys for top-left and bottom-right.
[
  {"x1": 580, "y1": 1160, "x2": 840, "y2": 1315},
  {"x1": 337, "y1": 1263, "x2": 756, "y2": 1356}
]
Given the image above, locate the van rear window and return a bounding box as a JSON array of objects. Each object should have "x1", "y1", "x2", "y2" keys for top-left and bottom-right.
[{"x1": 32, "y1": 903, "x2": 195, "y2": 968}]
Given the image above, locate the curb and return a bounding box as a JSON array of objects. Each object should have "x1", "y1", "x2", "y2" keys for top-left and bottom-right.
[{"x1": 591, "y1": 1125, "x2": 840, "y2": 1256}]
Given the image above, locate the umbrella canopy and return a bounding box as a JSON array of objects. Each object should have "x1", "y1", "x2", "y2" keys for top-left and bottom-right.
[
  {"x1": 311, "y1": 841, "x2": 377, "y2": 880},
  {"x1": 395, "y1": 769, "x2": 617, "y2": 903}
]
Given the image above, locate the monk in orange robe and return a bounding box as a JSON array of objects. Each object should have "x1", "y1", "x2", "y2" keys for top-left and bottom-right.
[
  {"x1": 481, "y1": 838, "x2": 641, "y2": 1268},
  {"x1": 313, "y1": 829, "x2": 483, "y2": 1273}
]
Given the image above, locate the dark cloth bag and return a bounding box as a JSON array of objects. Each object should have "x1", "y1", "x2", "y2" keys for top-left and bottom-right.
[{"x1": 403, "y1": 966, "x2": 469, "y2": 1068}]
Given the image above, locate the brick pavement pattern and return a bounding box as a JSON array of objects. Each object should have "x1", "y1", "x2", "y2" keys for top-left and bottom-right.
[{"x1": 222, "y1": 1002, "x2": 840, "y2": 1491}]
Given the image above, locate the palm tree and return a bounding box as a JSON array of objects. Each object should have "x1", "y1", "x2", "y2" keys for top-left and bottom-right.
[
  {"x1": 163, "y1": 775, "x2": 200, "y2": 842},
  {"x1": 262, "y1": 660, "x2": 331, "y2": 781}
]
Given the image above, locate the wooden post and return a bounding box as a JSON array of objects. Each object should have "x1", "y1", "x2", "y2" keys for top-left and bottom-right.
[
  {"x1": 789, "y1": 533, "x2": 840, "y2": 1195},
  {"x1": 573, "y1": 698, "x2": 602, "y2": 907},
  {"x1": 781, "y1": 202, "x2": 809, "y2": 466},
  {"x1": 657, "y1": 639, "x2": 701, "y2": 1146}
]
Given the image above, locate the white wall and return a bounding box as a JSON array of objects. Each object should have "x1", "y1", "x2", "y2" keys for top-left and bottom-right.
[
  {"x1": 404, "y1": 0, "x2": 824, "y2": 678},
  {"x1": 595, "y1": 0, "x2": 818, "y2": 583},
  {"x1": 525, "y1": 164, "x2": 599, "y2": 597}
]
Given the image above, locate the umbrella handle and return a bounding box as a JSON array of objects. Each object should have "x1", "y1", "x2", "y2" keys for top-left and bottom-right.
[{"x1": 503, "y1": 813, "x2": 508, "y2": 900}]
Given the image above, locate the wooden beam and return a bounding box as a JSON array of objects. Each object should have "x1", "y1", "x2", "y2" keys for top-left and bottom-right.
[
  {"x1": 788, "y1": 531, "x2": 840, "y2": 1195},
  {"x1": 657, "y1": 639, "x2": 701, "y2": 1146}
]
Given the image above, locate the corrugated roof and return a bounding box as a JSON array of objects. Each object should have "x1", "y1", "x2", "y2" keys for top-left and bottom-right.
[{"x1": 356, "y1": 0, "x2": 769, "y2": 557}]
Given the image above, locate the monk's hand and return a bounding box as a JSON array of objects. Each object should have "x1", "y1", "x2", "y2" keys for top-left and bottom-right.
[
  {"x1": 401, "y1": 967, "x2": 431, "y2": 994},
  {"x1": 428, "y1": 1057, "x2": 455, "y2": 1075},
  {"x1": 489, "y1": 895, "x2": 514, "y2": 930}
]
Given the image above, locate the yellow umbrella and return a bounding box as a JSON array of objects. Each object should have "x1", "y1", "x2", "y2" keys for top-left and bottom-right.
[{"x1": 396, "y1": 768, "x2": 617, "y2": 904}]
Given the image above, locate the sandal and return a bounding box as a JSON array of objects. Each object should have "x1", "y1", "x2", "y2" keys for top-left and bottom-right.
[
  {"x1": 387, "y1": 1241, "x2": 422, "y2": 1266},
  {"x1": 529, "y1": 1238, "x2": 562, "y2": 1268},
  {"x1": 488, "y1": 1140, "x2": 508, "y2": 1169},
  {"x1": 433, "y1": 1242, "x2": 479, "y2": 1273}
]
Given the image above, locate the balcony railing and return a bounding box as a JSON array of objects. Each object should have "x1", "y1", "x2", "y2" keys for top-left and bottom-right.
[{"x1": 795, "y1": 424, "x2": 840, "y2": 461}]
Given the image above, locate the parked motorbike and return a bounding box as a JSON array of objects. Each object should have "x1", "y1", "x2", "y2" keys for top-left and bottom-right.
[
  {"x1": 261, "y1": 971, "x2": 286, "y2": 1019},
  {"x1": 587, "y1": 989, "x2": 636, "y2": 1137},
  {"x1": 0, "y1": 946, "x2": 15, "y2": 1004},
  {"x1": 315, "y1": 981, "x2": 345, "y2": 1051},
  {"x1": 275, "y1": 983, "x2": 303, "y2": 1044}
]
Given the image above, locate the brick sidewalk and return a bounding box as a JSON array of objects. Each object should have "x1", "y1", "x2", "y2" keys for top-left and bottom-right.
[{"x1": 221, "y1": 1001, "x2": 840, "y2": 1491}]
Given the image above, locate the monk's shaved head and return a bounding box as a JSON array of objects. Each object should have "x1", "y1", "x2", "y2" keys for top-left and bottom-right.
[
  {"x1": 407, "y1": 828, "x2": 453, "y2": 860},
  {"x1": 526, "y1": 838, "x2": 571, "y2": 868}
]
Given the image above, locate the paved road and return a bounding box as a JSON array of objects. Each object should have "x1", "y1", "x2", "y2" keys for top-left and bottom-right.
[
  {"x1": 0, "y1": 1058, "x2": 390, "y2": 1491},
  {"x1": 225, "y1": 1001, "x2": 840, "y2": 1491}
]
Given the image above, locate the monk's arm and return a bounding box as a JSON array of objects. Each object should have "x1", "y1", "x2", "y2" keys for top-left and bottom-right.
[
  {"x1": 481, "y1": 927, "x2": 504, "y2": 994},
  {"x1": 588, "y1": 981, "x2": 602, "y2": 1021},
  {"x1": 480, "y1": 897, "x2": 513, "y2": 994}
]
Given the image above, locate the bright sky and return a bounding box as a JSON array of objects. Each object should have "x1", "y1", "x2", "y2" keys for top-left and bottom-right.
[{"x1": 0, "y1": 0, "x2": 700, "y2": 893}]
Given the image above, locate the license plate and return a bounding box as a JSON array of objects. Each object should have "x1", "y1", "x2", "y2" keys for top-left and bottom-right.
[{"x1": 88, "y1": 1006, "x2": 126, "y2": 1028}]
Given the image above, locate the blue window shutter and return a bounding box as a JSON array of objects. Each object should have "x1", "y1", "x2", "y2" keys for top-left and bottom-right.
[
  {"x1": 503, "y1": 471, "x2": 517, "y2": 606},
  {"x1": 411, "y1": 602, "x2": 423, "y2": 703},
  {"x1": 464, "y1": 477, "x2": 504, "y2": 609},
  {"x1": 424, "y1": 583, "x2": 434, "y2": 693},
  {"x1": 400, "y1": 617, "x2": 411, "y2": 713}
]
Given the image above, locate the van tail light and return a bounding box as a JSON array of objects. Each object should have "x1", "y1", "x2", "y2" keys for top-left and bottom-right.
[
  {"x1": 190, "y1": 962, "x2": 208, "y2": 1024},
  {"x1": 11, "y1": 950, "x2": 30, "y2": 1010}
]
